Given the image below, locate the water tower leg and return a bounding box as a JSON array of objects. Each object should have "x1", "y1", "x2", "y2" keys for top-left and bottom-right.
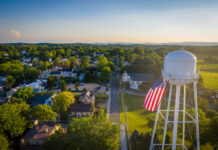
[
  {"x1": 161, "y1": 84, "x2": 173, "y2": 150},
  {"x1": 149, "y1": 103, "x2": 161, "y2": 150},
  {"x1": 194, "y1": 82, "x2": 200, "y2": 150},
  {"x1": 182, "y1": 85, "x2": 186, "y2": 150},
  {"x1": 172, "y1": 85, "x2": 181, "y2": 150}
]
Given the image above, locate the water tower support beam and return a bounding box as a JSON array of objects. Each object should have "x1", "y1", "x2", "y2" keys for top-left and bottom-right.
[
  {"x1": 182, "y1": 85, "x2": 186, "y2": 150},
  {"x1": 161, "y1": 84, "x2": 173, "y2": 150},
  {"x1": 149, "y1": 103, "x2": 161, "y2": 150},
  {"x1": 194, "y1": 81, "x2": 200, "y2": 150},
  {"x1": 172, "y1": 85, "x2": 181, "y2": 150}
]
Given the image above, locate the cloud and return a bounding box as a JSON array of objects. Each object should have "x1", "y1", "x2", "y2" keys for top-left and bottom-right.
[{"x1": 11, "y1": 30, "x2": 21, "y2": 38}]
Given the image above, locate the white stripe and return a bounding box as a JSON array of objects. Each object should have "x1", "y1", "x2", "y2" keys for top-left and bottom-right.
[
  {"x1": 152, "y1": 82, "x2": 167, "y2": 111},
  {"x1": 151, "y1": 84, "x2": 163, "y2": 111},
  {"x1": 147, "y1": 88, "x2": 158, "y2": 110}
]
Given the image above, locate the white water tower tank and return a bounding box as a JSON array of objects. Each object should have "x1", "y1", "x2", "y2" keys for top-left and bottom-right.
[{"x1": 163, "y1": 50, "x2": 197, "y2": 84}]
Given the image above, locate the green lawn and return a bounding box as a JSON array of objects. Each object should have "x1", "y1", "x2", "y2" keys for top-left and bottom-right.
[
  {"x1": 121, "y1": 93, "x2": 155, "y2": 134},
  {"x1": 201, "y1": 71, "x2": 218, "y2": 90}
]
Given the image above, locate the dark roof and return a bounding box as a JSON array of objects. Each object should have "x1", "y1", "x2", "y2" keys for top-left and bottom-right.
[
  {"x1": 128, "y1": 73, "x2": 153, "y2": 82},
  {"x1": 21, "y1": 145, "x2": 40, "y2": 150},
  {"x1": 69, "y1": 103, "x2": 91, "y2": 112},
  {"x1": 50, "y1": 72, "x2": 61, "y2": 75},
  {"x1": 31, "y1": 95, "x2": 50, "y2": 106},
  {"x1": 61, "y1": 69, "x2": 72, "y2": 71},
  {"x1": 22, "y1": 124, "x2": 56, "y2": 140}
]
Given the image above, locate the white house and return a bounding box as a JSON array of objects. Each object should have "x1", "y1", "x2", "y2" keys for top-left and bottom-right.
[
  {"x1": 121, "y1": 71, "x2": 153, "y2": 90},
  {"x1": 26, "y1": 80, "x2": 45, "y2": 92},
  {"x1": 121, "y1": 71, "x2": 130, "y2": 82}
]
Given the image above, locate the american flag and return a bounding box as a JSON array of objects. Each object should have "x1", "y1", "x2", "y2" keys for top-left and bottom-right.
[{"x1": 144, "y1": 78, "x2": 167, "y2": 111}]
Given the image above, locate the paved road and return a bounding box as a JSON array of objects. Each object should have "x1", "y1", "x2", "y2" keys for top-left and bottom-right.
[
  {"x1": 120, "y1": 124, "x2": 128, "y2": 150},
  {"x1": 109, "y1": 74, "x2": 120, "y2": 123}
]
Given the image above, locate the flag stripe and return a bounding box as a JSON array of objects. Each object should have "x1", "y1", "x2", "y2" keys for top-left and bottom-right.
[{"x1": 144, "y1": 78, "x2": 167, "y2": 111}]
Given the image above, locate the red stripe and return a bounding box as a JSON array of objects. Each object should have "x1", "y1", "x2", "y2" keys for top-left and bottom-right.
[
  {"x1": 150, "y1": 87, "x2": 162, "y2": 111},
  {"x1": 146, "y1": 88, "x2": 157, "y2": 110},
  {"x1": 152, "y1": 83, "x2": 167, "y2": 111},
  {"x1": 144, "y1": 89, "x2": 152, "y2": 108},
  {"x1": 151, "y1": 83, "x2": 165, "y2": 111},
  {"x1": 145, "y1": 89, "x2": 154, "y2": 109},
  {"x1": 148, "y1": 87, "x2": 161, "y2": 111}
]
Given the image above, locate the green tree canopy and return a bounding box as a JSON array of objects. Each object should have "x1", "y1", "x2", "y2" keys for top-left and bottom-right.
[
  {"x1": 61, "y1": 80, "x2": 67, "y2": 92},
  {"x1": 13, "y1": 87, "x2": 34, "y2": 103},
  {"x1": 24, "y1": 67, "x2": 40, "y2": 82},
  {"x1": 52, "y1": 91, "x2": 75, "y2": 113},
  {"x1": 101, "y1": 67, "x2": 112, "y2": 82},
  {"x1": 0, "y1": 102, "x2": 30, "y2": 136},
  {"x1": 80, "y1": 56, "x2": 90, "y2": 69},
  {"x1": 41, "y1": 109, "x2": 120, "y2": 150},
  {"x1": 47, "y1": 76, "x2": 57, "y2": 89},
  {"x1": 97, "y1": 55, "x2": 108, "y2": 70},
  {"x1": 31, "y1": 105, "x2": 57, "y2": 122},
  {"x1": 0, "y1": 135, "x2": 9, "y2": 150},
  {"x1": 70, "y1": 56, "x2": 78, "y2": 69},
  {"x1": 5, "y1": 75, "x2": 16, "y2": 88}
]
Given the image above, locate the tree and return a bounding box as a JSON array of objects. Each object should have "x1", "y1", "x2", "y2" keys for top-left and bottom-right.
[
  {"x1": 24, "y1": 67, "x2": 40, "y2": 82},
  {"x1": 31, "y1": 105, "x2": 57, "y2": 122},
  {"x1": 52, "y1": 91, "x2": 75, "y2": 114},
  {"x1": 208, "y1": 115, "x2": 218, "y2": 149},
  {"x1": 70, "y1": 56, "x2": 78, "y2": 69},
  {"x1": 80, "y1": 56, "x2": 90, "y2": 69},
  {"x1": 108, "y1": 61, "x2": 115, "y2": 71},
  {"x1": 0, "y1": 135, "x2": 9, "y2": 150},
  {"x1": 13, "y1": 87, "x2": 34, "y2": 103},
  {"x1": 47, "y1": 76, "x2": 57, "y2": 89},
  {"x1": 5, "y1": 75, "x2": 16, "y2": 88},
  {"x1": 101, "y1": 67, "x2": 112, "y2": 82},
  {"x1": 0, "y1": 102, "x2": 30, "y2": 136},
  {"x1": 61, "y1": 80, "x2": 67, "y2": 91},
  {"x1": 41, "y1": 109, "x2": 120, "y2": 150},
  {"x1": 97, "y1": 55, "x2": 108, "y2": 70},
  {"x1": 119, "y1": 56, "x2": 124, "y2": 70}
]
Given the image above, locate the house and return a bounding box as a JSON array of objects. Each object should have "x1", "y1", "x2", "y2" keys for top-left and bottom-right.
[
  {"x1": 22, "y1": 57, "x2": 31, "y2": 63},
  {"x1": 44, "y1": 94, "x2": 57, "y2": 105},
  {"x1": 39, "y1": 70, "x2": 50, "y2": 78},
  {"x1": 93, "y1": 52, "x2": 104, "y2": 57},
  {"x1": 20, "y1": 50, "x2": 26, "y2": 55},
  {"x1": 68, "y1": 103, "x2": 93, "y2": 118},
  {"x1": 79, "y1": 73, "x2": 85, "y2": 81},
  {"x1": 33, "y1": 56, "x2": 38, "y2": 60},
  {"x1": 0, "y1": 86, "x2": 3, "y2": 92},
  {"x1": 121, "y1": 71, "x2": 130, "y2": 82},
  {"x1": 61, "y1": 58, "x2": 68, "y2": 62},
  {"x1": 61, "y1": 69, "x2": 73, "y2": 77},
  {"x1": 79, "y1": 91, "x2": 95, "y2": 104},
  {"x1": 31, "y1": 95, "x2": 50, "y2": 106},
  {"x1": 3, "y1": 53, "x2": 9, "y2": 57},
  {"x1": 20, "y1": 121, "x2": 60, "y2": 150},
  {"x1": 26, "y1": 81, "x2": 45, "y2": 92},
  {"x1": 121, "y1": 71, "x2": 153, "y2": 90},
  {"x1": 0, "y1": 77, "x2": 6, "y2": 85},
  {"x1": 6, "y1": 87, "x2": 19, "y2": 98},
  {"x1": 50, "y1": 71, "x2": 61, "y2": 78}
]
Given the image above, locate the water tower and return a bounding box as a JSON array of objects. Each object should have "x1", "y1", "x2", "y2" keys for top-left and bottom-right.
[{"x1": 149, "y1": 50, "x2": 200, "y2": 150}]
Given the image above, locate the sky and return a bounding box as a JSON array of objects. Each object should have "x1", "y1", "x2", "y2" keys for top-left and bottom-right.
[{"x1": 0, "y1": 0, "x2": 218, "y2": 43}]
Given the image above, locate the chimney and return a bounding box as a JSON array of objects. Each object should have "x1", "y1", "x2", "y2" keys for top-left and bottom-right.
[
  {"x1": 33, "y1": 120, "x2": 38, "y2": 127},
  {"x1": 45, "y1": 128, "x2": 48, "y2": 133}
]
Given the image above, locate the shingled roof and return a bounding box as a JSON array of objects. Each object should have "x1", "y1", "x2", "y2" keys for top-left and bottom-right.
[
  {"x1": 69, "y1": 103, "x2": 92, "y2": 112},
  {"x1": 22, "y1": 124, "x2": 56, "y2": 140}
]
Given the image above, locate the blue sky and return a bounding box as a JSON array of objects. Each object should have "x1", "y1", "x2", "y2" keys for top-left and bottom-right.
[{"x1": 0, "y1": 0, "x2": 218, "y2": 43}]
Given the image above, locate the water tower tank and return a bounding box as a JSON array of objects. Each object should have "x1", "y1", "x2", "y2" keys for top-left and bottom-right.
[{"x1": 163, "y1": 50, "x2": 197, "y2": 84}]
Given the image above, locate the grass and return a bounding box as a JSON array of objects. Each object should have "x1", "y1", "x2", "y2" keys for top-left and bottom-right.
[
  {"x1": 201, "y1": 71, "x2": 218, "y2": 90},
  {"x1": 121, "y1": 93, "x2": 155, "y2": 134}
]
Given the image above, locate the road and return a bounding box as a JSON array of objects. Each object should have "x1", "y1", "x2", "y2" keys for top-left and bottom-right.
[
  {"x1": 109, "y1": 74, "x2": 120, "y2": 122},
  {"x1": 120, "y1": 124, "x2": 128, "y2": 150}
]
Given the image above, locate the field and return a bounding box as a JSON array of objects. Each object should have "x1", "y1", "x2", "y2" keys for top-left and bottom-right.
[
  {"x1": 200, "y1": 71, "x2": 218, "y2": 90},
  {"x1": 120, "y1": 93, "x2": 154, "y2": 134}
]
